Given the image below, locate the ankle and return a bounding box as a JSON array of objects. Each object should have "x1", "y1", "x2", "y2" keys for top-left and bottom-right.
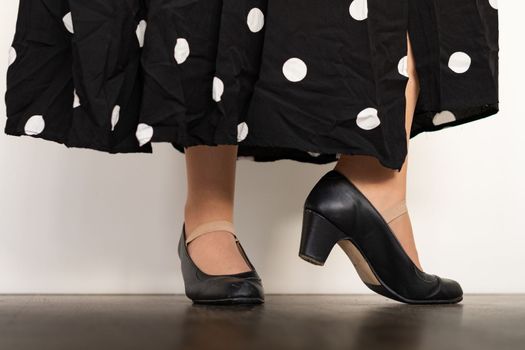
[
  {"x1": 184, "y1": 202, "x2": 234, "y2": 233},
  {"x1": 335, "y1": 155, "x2": 398, "y2": 183},
  {"x1": 333, "y1": 166, "x2": 406, "y2": 214}
]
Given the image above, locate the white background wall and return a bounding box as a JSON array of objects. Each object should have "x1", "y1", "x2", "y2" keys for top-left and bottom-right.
[{"x1": 1, "y1": 1, "x2": 523, "y2": 294}]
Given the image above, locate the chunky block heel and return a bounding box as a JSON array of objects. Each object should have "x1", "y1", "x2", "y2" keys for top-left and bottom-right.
[{"x1": 299, "y1": 209, "x2": 345, "y2": 265}]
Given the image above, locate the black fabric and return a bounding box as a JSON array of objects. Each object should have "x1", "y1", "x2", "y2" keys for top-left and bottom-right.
[{"x1": 5, "y1": 0, "x2": 499, "y2": 170}]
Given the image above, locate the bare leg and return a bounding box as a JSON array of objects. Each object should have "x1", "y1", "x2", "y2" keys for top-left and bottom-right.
[
  {"x1": 334, "y1": 33, "x2": 423, "y2": 270},
  {"x1": 184, "y1": 145, "x2": 251, "y2": 275}
]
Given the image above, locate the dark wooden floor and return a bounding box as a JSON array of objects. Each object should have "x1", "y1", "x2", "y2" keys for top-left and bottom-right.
[{"x1": 0, "y1": 295, "x2": 524, "y2": 350}]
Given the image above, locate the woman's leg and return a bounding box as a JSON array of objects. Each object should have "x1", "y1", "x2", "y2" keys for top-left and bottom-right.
[
  {"x1": 184, "y1": 145, "x2": 251, "y2": 275},
  {"x1": 334, "y1": 34, "x2": 423, "y2": 270}
]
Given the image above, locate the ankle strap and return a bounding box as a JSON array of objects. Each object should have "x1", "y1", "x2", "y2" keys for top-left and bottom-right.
[
  {"x1": 185, "y1": 220, "x2": 236, "y2": 244},
  {"x1": 382, "y1": 200, "x2": 407, "y2": 224}
]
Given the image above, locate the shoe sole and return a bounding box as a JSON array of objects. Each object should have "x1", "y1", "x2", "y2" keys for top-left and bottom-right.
[
  {"x1": 300, "y1": 252, "x2": 463, "y2": 305},
  {"x1": 192, "y1": 298, "x2": 265, "y2": 305}
]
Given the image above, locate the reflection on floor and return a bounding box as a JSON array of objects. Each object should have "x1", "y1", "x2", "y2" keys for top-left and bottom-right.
[{"x1": 0, "y1": 295, "x2": 524, "y2": 350}]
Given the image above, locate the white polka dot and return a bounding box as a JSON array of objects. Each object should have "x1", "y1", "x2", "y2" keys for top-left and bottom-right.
[
  {"x1": 24, "y1": 115, "x2": 45, "y2": 136},
  {"x1": 136, "y1": 20, "x2": 147, "y2": 48},
  {"x1": 247, "y1": 8, "x2": 265, "y2": 33},
  {"x1": 238, "y1": 156, "x2": 255, "y2": 161},
  {"x1": 73, "y1": 89, "x2": 81, "y2": 108},
  {"x1": 111, "y1": 105, "x2": 120, "y2": 131},
  {"x1": 308, "y1": 152, "x2": 321, "y2": 157},
  {"x1": 349, "y1": 0, "x2": 368, "y2": 21},
  {"x1": 432, "y1": 111, "x2": 456, "y2": 126},
  {"x1": 174, "y1": 38, "x2": 190, "y2": 64},
  {"x1": 136, "y1": 123, "x2": 154, "y2": 146},
  {"x1": 212, "y1": 77, "x2": 224, "y2": 102},
  {"x1": 448, "y1": 52, "x2": 471, "y2": 74},
  {"x1": 8, "y1": 47, "x2": 17, "y2": 67},
  {"x1": 356, "y1": 108, "x2": 380, "y2": 130},
  {"x1": 282, "y1": 58, "x2": 308, "y2": 82},
  {"x1": 489, "y1": 0, "x2": 498, "y2": 10},
  {"x1": 237, "y1": 122, "x2": 249, "y2": 142},
  {"x1": 63, "y1": 12, "x2": 74, "y2": 34},
  {"x1": 398, "y1": 56, "x2": 409, "y2": 77}
]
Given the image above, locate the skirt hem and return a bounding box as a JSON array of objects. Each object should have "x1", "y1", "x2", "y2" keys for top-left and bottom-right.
[{"x1": 4, "y1": 100, "x2": 498, "y2": 172}]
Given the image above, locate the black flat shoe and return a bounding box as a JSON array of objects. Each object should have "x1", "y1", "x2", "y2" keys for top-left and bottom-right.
[
  {"x1": 299, "y1": 170, "x2": 463, "y2": 305},
  {"x1": 178, "y1": 220, "x2": 265, "y2": 305}
]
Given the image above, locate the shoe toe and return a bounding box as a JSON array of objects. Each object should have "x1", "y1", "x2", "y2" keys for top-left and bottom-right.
[
  {"x1": 226, "y1": 278, "x2": 264, "y2": 300},
  {"x1": 437, "y1": 277, "x2": 463, "y2": 302},
  {"x1": 193, "y1": 276, "x2": 264, "y2": 304}
]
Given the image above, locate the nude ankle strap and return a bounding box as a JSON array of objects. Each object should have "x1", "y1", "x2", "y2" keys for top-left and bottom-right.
[
  {"x1": 185, "y1": 220, "x2": 236, "y2": 244},
  {"x1": 382, "y1": 200, "x2": 408, "y2": 224}
]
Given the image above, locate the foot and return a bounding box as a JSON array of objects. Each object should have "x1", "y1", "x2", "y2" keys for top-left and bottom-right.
[
  {"x1": 348, "y1": 182, "x2": 423, "y2": 270},
  {"x1": 385, "y1": 209, "x2": 423, "y2": 271},
  {"x1": 186, "y1": 229, "x2": 252, "y2": 275},
  {"x1": 334, "y1": 162, "x2": 424, "y2": 271}
]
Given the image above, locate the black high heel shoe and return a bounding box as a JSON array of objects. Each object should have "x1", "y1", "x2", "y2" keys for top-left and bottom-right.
[
  {"x1": 178, "y1": 220, "x2": 264, "y2": 305},
  {"x1": 299, "y1": 170, "x2": 463, "y2": 304}
]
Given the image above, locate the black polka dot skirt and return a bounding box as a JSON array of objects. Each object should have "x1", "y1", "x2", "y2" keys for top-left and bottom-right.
[{"x1": 5, "y1": 0, "x2": 499, "y2": 171}]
